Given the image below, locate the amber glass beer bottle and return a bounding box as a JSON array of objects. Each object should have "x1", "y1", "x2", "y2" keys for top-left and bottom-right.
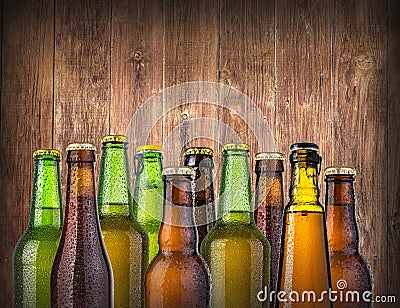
[
  {"x1": 13, "y1": 149, "x2": 63, "y2": 308},
  {"x1": 201, "y1": 143, "x2": 270, "y2": 308},
  {"x1": 254, "y1": 152, "x2": 285, "y2": 299},
  {"x1": 98, "y1": 135, "x2": 149, "y2": 307},
  {"x1": 183, "y1": 147, "x2": 216, "y2": 249},
  {"x1": 133, "y1": 145, "x2": 163, "y2": 262},
  {"x1": 51, "y1": 143, "x2": 112, "y2": 307},
  {"x1": 278, "y1": 143, "x2": 332, "y2": 307},
  {"x1": 145, "y1": 167, "x2": 211, "y2": 307},
  {"x1": 325, "y1": 167, "x2": 373, "y2": 307}
]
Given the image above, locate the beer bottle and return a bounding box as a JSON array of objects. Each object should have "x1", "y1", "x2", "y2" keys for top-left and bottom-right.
[
  {"x1": 201, "y1": 143, "x2": 270, "y2": 308},
  {"x1": 98, "y1": 135, "x2": 149, "y2": 307},
  {"x1": 13, "y1": 149, "x2": 63, "y2": 307},
  {"x1": 133, "y1": 145, "x2": 163, "y2": 262},
  {"x1": 183, "y1": 147, "x2": 216, "y2": 249},
  {"x1": 51, "y1": 143, "x2": 112, "y2": 307},
  {"x1": 325, "y1": 167, "x2": 373, "y2": 307},
  {"x1": 254, "y1": 152, "x2": 285, "y2": 299},
  {"x1": 145, "y1": 167, "x2": 211, "y2": 307},
  {"x1": 278, "y1": 142, "x2": 332, "y2": 307}
]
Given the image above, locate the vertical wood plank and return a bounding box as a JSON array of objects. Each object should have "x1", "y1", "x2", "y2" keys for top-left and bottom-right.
[
  {"x1": 332, "y1": 0, "x2": 388, "y2": 297},
  {"x1": 54, "y1": 0, "x2": 111, "y2": 182},
  {"x1": 162, "y1": 0, "x2": 219, "y2": 167},
  {"x1": 275, "y1": 0, "x2": 334, "y2": 203},
  {"x1": 0, "y1": 0, "x2": 54, "y2": 304},
  {"x1": 219, "y1": 0, "x2": 276, "y2": 186},
  {"x1": 388, "y1": 0, "x2": 400, "y2": 299},
  {"x1": 110, "y1": 0, "x2": 164, "y2": 148}
]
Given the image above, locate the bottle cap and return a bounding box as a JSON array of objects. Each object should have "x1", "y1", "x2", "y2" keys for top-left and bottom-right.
[
  {"x1": 66, "y1": 143, "x2": 96, "y2": 151},
  {"x1": 290, "y1": 142, "x2": 319, "y2": 152},
  {"x1": 184, "y1": 147, "x2": 214, "y2": 156},
  {"x1": 222, "y1": 143, "x2": 250, "y2": 151},
  {"x1": 136, "y1": 145, "x2": 163, "y2": 153},
  {"x1": 162, "y1": 167, "x2": 195, "y2": 177},
  {"x1": 325, "y1": 166, "x2": 356, "y2": 176},
  {"x1": 33, "y1": 149, "x2": 61, "y2": 159},
  {"x1": 255, "y1": 152, "x2": 284, "y2": 161},
  {"x1": 101, "y1": 135, "x2": 128, "y2": 143}
]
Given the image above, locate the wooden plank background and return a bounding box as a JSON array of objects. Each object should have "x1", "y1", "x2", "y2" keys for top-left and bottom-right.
[{"x1": 1, "y1": 0, "x2": 399, "y2": 306}]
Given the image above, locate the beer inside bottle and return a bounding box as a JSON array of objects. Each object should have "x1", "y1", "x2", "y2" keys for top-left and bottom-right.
[
  {"x1": 51, "y1": 143, "x2": 112, "y2": 308},
  {"x1": 278, "y1": 142, "x2": 332, "y2": 307},
  {"x1": 133, "y1": 145, "x2": 164, "y2": 263},
  {"x1": 183, "y1": 147, "x2": 216, "y2": 249},
  {"x1": 13, "y1": 149, "x2": 63, "y2": 308},
  {"x1": 201, "y1": 143, "x2": 270, "y2": 308},
  {"x1": 98, "y1": 135, "x2": 149, "y2": 307},
  {"x1": 145, "y1": 167, "x2": 211, "y2": 307},
  {"x1": 325, "y1": 167, "x2": 373, "y2": 307},
  {"x1": 254, "y1": 152, "x2": 285, "y2": 300}
]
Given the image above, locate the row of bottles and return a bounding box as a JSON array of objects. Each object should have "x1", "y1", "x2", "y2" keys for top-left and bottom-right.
[{"x1": 13, "y1": 138, "x2": 372, "y2": 307}]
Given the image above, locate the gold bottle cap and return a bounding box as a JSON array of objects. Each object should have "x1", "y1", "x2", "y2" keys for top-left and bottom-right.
[
  {"x1": 101, "y1": 135, "x2": 128, "y2": 143},
  {"x1": 136, "y1": 144, "x2": 163, "y2": 153},
  {"x1": 184, "y1": 147, "x2": 214, "y2": 156},
  {"x1": 66, "y1": 143, "x2": 96, "y2": 151},
  {"x1": 162, "y1": 167, "x2": 195, "y2": 177},
  {"x1": 255, "y1": 152, "x2": 284, "y2": 161},
  {"x1": 33, "y1": 149, "x2": 61, "y2": 159},
  {"x1": 325, "y1": 166, "x2": 356, "y2": 176},
  {"x1": 222, "y1": 143, "x2": 250, "y2": 151}
]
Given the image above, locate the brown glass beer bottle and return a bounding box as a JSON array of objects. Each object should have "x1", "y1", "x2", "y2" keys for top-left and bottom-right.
[
  {"x1": 145, "y1": 167, "x2": 211, "y2": 307},
  {"x1": 183, "y1": 147, "x2": 216, "y2": 249},
  {"x1": 51, "y1": 143, "x2": 113, "y2": 307},
  {"x1": 325, "y1": 167, "x2": 373, "y2": 307},
  {"x1": 254, "y1": 152, "x2": 285, "y2": 299}
]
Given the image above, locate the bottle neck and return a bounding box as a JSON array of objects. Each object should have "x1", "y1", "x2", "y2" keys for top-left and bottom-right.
[
  {"x1": 289, "y1": 161, "x2": 320, "y2": 203},
  {"x1": 30, "y1": 158, "x2": 63, "y2": 228},
  {"x1": 159, "y1": 175, "x2": 197, "y2": 253},
  {"x1": 98, "y1": 143, "x2": 132, "y2": 217},
  {"x1": 255, "y1": 159, "x2": 284, "y2": 207},
  {"x1": 66, "y1": 150, "x2": 97, "y2": 218},
  {"x1": 326, "y1": 176, "x2": 359, "y2": 253},
  {"x1": 218, "y1": 150, "x2": 253, "y2": 224}
]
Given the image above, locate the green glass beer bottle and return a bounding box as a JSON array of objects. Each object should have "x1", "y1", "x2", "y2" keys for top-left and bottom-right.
[
  {"x1": 133, "y1": 145, "x2": 163, "y2": 262},
  {"x1": 98, "y1": 135, "x2": 149, "y2": 307},
  {"x1": 278, "y1": 143, "x2": 332, "y2": 307},
  {"x1": 201, "y1": 143, "x2": 270, "y2": 308},
  {"x1": 13, "y1": 149, "x2": 63, "y2": 307}
]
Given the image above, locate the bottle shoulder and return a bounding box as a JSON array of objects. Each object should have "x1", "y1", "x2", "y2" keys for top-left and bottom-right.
[
  {"x1": 100, "y1": 216, "x2": 148, "y2": 236},
  {"x1": 148, "y1": 251, "x2": 209, "y2": 275},
  {"x1": 285, "y1": 200, "x2": 324, "y2": 213}
]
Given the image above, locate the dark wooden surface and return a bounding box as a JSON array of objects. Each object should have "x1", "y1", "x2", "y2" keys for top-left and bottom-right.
[{"x1": 1, "y1": 0, "x2": 399, "y2": 305}]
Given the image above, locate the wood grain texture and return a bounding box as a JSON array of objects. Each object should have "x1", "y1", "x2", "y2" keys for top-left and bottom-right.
[
  {"x1": 0, "y1": 0, "x2": 54, "y2": 303},
  {"x1": 387, "y1": 0, "x2": 400, "y2": 298},
  {"x1": 275, "y1": 0, "x2": 334, "y2": 205},
  {"x1": 331, "y1": 0, "x2": 388, "y2": 298},
  {"x1": 219, "y1": 0, "x2": 276, "y2": 187},
  {"x1": 0, "y1": 0, "x2": 399, "y2": 305},
  {"x1": 110, "y1": 0, "x2": 164, "y2": 147},
  {"x1": 163, "y1": 0, "x2": 219, "y2": 168}
]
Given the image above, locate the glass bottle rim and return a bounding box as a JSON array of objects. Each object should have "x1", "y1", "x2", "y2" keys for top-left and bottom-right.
[{"x1": 136, "y1": 144, "x2": 163, "y2": 153}]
